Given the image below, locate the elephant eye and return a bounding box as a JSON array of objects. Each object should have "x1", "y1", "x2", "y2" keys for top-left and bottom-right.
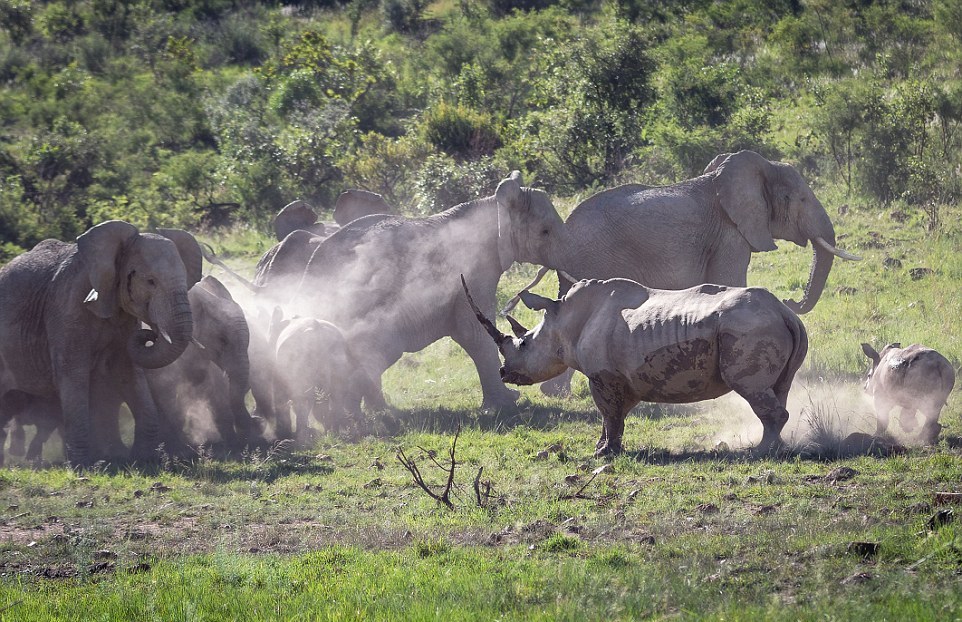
[
  {"x1": 540, "y1": 228, "x2": 550, "y2": 236},
  {"x1": 147, "y1": 278, "x2": 156, "y2": 287}
]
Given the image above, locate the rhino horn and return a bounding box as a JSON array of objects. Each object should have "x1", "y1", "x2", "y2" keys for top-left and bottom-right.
[{"x1": 461, "y1": 275, "x2": 510, "y2": 347}]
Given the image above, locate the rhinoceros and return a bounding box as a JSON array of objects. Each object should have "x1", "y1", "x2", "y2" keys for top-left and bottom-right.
[
  {"x1": 463, "y1": 276, "x2": 809, "y2": 456},
  {"x1": 860, "y1": 343, "x2": 955, "y2": 444}
]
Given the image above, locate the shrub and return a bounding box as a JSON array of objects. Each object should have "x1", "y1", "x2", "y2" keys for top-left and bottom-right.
[{"x1": 421, "y1": 101, "x2": 502, "y2": 160}]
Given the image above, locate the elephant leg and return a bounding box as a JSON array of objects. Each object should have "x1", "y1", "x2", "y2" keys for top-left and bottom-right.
[
  {"x1": 122, "y1": 369, "x2": 162, "y2": 463},
  {"x1": 873, "y1": 398, "x2": 894, "y2": 437},
  {"x1": 540, "y1": 370, "x2": 575, "y2": 398},
  {"x1": 8, "y1": 421, "x2": 26, "y2": 458},
  {"x1": 588, "y1": 374, "x2": 635, "y2": 458},
  {"x1": 26, "y1": 418, "x2": 58, "y2": 464},
  {"x1": 451, "y1": 323, "x2": 518, "y2": 409},
  {"x1": 59, "y1": 376, "x2": 95, "y2": 467}
]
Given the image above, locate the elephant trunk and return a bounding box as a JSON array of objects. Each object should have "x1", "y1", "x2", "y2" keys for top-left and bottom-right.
[
  {"x1": 783, "y1": 242, "x2": 834, "y2": 315},
  {"x1": 128, "y1": 289, "x2": 193, "y2": 369}
]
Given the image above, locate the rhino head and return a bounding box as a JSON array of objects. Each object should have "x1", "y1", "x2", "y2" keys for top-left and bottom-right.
[{"x1": 460, "y1": 276, "x2": 568, "y2": 385}]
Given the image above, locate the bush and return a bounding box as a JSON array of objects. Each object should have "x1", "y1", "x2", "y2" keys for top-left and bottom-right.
[
  {"x1": 421, "y1": 101, "x2": 502, "y2": 160},
  {"x1": 411, "y1": 154, "x2": 502, "y2": 216}
]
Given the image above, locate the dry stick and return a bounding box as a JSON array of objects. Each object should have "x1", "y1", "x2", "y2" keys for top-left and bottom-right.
[
  {"x1": 396, "y1": 427, "x2": 461, "y2": 510},
  {"x1": 561, "y1": 465, "x2": 609, "y2": 501},
  {"x1": 0, "y1": 599, "x2": 23, "y2": 613},
  {"x1": 473, "y1": 466, "x2": 493, "y2": 508}
]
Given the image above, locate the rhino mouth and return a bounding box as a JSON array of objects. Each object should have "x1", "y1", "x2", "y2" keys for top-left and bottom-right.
[{"x1": 500, "y1": 368, "x2": 534, "y2": 385}]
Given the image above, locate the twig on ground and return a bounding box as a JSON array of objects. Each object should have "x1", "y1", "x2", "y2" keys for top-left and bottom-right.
[{"x1": 397, "y1": 427, "x2": 461, "y2": 510}]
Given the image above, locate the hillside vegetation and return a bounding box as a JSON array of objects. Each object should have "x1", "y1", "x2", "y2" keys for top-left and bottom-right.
[
  {"x1": 3, "y1": 2, "x2": 962, "y2": 619},
  {"x1": 1, "y1": 0, "x2": 962, "y2": 258}
]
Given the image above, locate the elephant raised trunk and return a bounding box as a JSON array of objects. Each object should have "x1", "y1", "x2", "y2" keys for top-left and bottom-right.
[
  {"x1": 784, "y1": 229, "x2": 860, "y2": 315},
  {"x1": 128, "y1": 289, "x2": 193, "y2": 369}
]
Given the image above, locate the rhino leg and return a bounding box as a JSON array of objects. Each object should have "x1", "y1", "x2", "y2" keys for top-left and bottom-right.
[
  {"x1": 588, "y1": 373, "x2": 636, "y2": 458},
  {"x1": 734, "y1": 388, "x2": 789, "y2": 452},
  {"x1": 919, "y1": 401, "x2": 944, "y2": 445},
  {"x1": 898, "y1": 408, "x2": 918, "y2": 433},
  {"x1": 873, "y1": 397, "x2": 894, "y2": 436}
]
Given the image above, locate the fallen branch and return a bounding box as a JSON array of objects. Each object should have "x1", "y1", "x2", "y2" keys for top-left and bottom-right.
[
  {"x1": 560, "y1": 464, "x2": 610, "y2": 501},
  {"x1": 397, "y1": 427, "x2": 461, "y2": 510}
]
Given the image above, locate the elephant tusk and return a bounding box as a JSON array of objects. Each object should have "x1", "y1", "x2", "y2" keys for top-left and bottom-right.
[
  {"x1": 814, "y1": 237, "x2": 862, "y2": 261},
  {"x1": 84, "y1": 289, "x2": 99, "y2": 303},
  {"x1": 159, "y1": 329, "x2": 173, "y2": 344},
  {"x1": 192, "y1": 338, "x2": 207, "y2": 351},
  {"x1": 557, "y1": 270, "x2": 578, "y2": 284},
  {"x1": 500, "y1": 266, "x2": 550, "y2": 316}
]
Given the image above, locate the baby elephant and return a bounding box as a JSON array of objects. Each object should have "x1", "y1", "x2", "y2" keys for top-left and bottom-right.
[
  {"x1": 464, "y1": 277, "x2": 808, "y2": 456},
  {"x1": 861, "y1": 343, "x2": 955, "y2": 444}
]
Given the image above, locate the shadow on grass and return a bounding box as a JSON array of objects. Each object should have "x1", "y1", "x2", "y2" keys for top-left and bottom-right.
[{"x1": 377, "y1": 398, "x2": 703, "y2": 436}]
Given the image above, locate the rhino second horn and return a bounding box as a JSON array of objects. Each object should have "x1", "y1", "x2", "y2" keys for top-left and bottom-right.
[{"x1": 506, "y1": 314, "x2": 528, "y2": 338}]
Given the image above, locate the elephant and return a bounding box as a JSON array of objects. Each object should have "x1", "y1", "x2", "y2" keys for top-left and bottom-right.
[
  {"x1": 332, "y1": 189, "x2": 394, "y2": 226},
  {"x1": 464, "y1": 277, "x2": 809, "y2": 456},
  {"x1": 291, "y1": 171, "x2": 558, "y2": 409},
  {"x1": 509, "y1": 150, "x2": 859, "y2": 396},
  {"x1": 267, "y1": 309, "x2": 377, "y2": 443},
  {"x1": 1, "y1": 390, "x2": 61, "y2": 465},
  {"x1": 0, "y1": 221, "x2": 202, "y2": 466},
  {"x1": 861, "y1": 343, "x2": 956, "y2": 444},
  {"x1": 144, "y1": 275, "x2": 260, "y2": 453},
  {"x1": 273, "y1": 200, "x2": 328, "y2": 242}
]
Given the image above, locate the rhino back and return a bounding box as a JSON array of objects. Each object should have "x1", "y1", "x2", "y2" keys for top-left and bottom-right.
[{"x1": 876, "y1": 345, "x2": 956, "y2": 401}]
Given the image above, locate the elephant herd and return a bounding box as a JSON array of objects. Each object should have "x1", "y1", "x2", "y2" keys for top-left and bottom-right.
[{"x1": 0, "y1": 150, "x2": 951, "y2": 467}]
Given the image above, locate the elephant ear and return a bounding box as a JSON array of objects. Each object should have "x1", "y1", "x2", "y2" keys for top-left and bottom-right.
[
  {"x1": 713, "y1": 151, "x2": 777, "y2": 253},
  {"x1": 198, "y1": 275, "x2": 235, "y2": 301},
  {"x1": 156, "y1": 228, "x2": 203, "y2": 289},
  {"x1": 274, "y1": 200, "x2": 317, "y2": 241},
  {"x1": 77, "y1": 220, "x2": 139, "y2": 319},
  {"x1": 495, "y1": 171, "x2": 524, "y2": 272}
]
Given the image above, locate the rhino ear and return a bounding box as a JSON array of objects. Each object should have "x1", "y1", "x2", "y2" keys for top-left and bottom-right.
[
  {"x1": 519, "y1": 290, "x2": 559, "y2": 315},
  {"x1": 861, "y1": 343, "x2": 880, "y2": 365},
  {"x1": 77, "y1": 220, "x2": 139, "y2": 319}
]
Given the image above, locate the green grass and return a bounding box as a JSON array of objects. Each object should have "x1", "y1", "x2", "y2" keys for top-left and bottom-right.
[{"x1": 4, "y1": 200, "x2": 962, "y2": 619}]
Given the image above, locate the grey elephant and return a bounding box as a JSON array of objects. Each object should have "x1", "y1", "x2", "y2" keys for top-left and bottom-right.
[
  {"x1": 267, "y1": 309, "x2": 376, "y2": 443},
  {"x1": 464, "y1": 277, "x2": 808, "y2": 456},
  {"x1": 0, "y1": 221, "x2": 202, "y2": 466},
  {"x1": 274, "y1": 200, "x2": 328, "y2": 242},
  {"x1": 0, "y1": 391, "x2": 61, "y2": 465},
  {"x1": 861, "y1": 343, "x2": 956, "y2": 444},
  {"x1": 145, "y1": 275, "x2": 260, "y2": 452},
  {"x1": 292, "y1": 172, "x2": 558, "y2": 409},
  {"x1": 333, "y1": 189, "x2": 395, "y2": 226},
  {"x1": 510, "y1": 150, "x2": 859, "y2": 396}
]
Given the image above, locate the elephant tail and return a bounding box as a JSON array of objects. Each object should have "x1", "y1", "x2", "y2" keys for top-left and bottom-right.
[{"x1": 201, "y1": 243, "x2": 259, "y2": 293}]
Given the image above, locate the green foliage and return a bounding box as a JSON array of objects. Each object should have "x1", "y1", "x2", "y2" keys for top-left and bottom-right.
[
  {"x1": 516, "y1": 18, "x2": 657, "y2": 189},
  {"x1": 421, "y1": 101, "x2": 501, "y2": 160},
  {"x1": 0, "y1": 0, "x2": 961, "y2": 244}
]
